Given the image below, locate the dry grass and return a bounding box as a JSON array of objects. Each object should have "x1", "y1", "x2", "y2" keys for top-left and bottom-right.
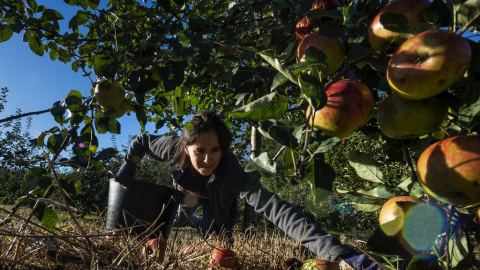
[{"x1": 0, "y1": 206, "x2": 355, "y2": 269}]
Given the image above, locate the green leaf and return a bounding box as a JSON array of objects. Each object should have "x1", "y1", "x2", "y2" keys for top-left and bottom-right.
[
  {"x1": 305, "y1": 154, "x2": 335, "y2": 203},
  {"x1": 379, "y1": 12, "x2": 412, "y2": 34},
  {"x1": 41, "y1": 9, "x2": 64, "y2": 21},
  {"x1": 230, "y1": 93, "x2": 291, "y2": 121},
  {"x1": 397, "y1": 177, "x2": 425, "y2": 198},
  {"x1": 0, "y1": 28, "x2": 14, "y2": 43},
  {"x1": 337, "y1": 186, "x2": 392, "y2": 205},
  {"x1": 25, "y1": 30, "x2": 44, "y2": 56},
  {"x1": 457, "y1": 0, "x2": 480, "y2": 31},
  {"x1": 65, "y1": 90, "x2": 83, "y2": 111},
  {"x1": 245, "y1": 152, "x2": 276, "y2": 177},
  {"x1": 258, "y1": 120, "x2": 301, "y2": 148},
  {"x1": 271, "y1": 62, "x2": 314, "y2": 90},
  {"x1": 442, "y1": 227, "x2": 469, "y2": 269},
  {"x1": 95, "y1": 147, "x2": 118, "y2": 161},
  {"x1": 298, "y1": 73, "x2": 326, "y2": 112},
  {"x1": 47, "y1": 134, "x2": 66, "y2": 154},
  {"x1": 311, "y1": 136, "x2": 341, "y2": 154},
  {"x1": 20, "y1": 167, "x2": 53, "y2": 198},
  {"x1": 348, "y1": 150, "x2": 384, "y2": 183},
  {"x1": 459, "y1": 83, "x2": 480, "y2": 130},
  {"x1": 259, "y1": 50, "x2": 296, "y2": 84},
  {"x1": 34, "y1": 204, "x2": 58, "y2": 230},
  {"x1": 95, "y1": 117, "x2": 121, "y2": 134},
  {"x1": 282, "y1": 147, "x2": 296, "y2": 178},
  {"x1": 344, "y1": 46, "x2": 372, "y2": 66}
]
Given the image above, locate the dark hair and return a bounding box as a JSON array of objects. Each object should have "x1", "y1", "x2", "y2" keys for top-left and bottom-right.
[{"x1": 171, "y1": 111, "x2": 232, "y2": 170}]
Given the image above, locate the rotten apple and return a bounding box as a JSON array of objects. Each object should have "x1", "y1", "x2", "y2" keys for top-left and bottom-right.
[
  {"x1": 142, "y1": 237, "x2": 167, "y2": 262},
  {"x1": 302, "y1": 259, "x2": 339, "y2": 270}
]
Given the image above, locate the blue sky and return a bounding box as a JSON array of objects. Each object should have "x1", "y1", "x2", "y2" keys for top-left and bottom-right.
[{"x1": 0, "y1": 1, "x2": 150, "y2": 151}]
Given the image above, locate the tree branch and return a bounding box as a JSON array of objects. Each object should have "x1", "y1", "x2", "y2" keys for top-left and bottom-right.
[{"x1": 0, "y1": 109, "x2": 50, "y2": 124}]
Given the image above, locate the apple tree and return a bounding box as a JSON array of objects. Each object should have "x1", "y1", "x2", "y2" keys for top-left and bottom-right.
[{"x1": 3, "y1": 0, "x2": 480, "y2": 268}]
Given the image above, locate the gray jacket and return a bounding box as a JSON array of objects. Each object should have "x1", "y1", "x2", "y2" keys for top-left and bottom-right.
[{"x1": 119, "y1": 133, "x2": 352, "y2": 261}]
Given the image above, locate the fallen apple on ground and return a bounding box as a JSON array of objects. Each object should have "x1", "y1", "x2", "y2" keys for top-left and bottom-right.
[
  {"x1": 209, "y1": 247, "x2": 237, "y2": 268},
  {"x1": 142, "y1": 238, "x2": 167, "y2": 262}
]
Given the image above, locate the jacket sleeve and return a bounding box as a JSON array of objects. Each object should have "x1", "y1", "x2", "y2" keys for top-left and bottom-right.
[
  {"x1": 231, "y1": 159, "x2": 352, "y2": 261},
  {"x1": 119, "y1": 134, "x2": 179, "y2": 174}
]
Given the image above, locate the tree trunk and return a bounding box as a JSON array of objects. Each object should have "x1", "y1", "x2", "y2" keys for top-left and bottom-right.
[{"x1": 242, "y1": 125, "x2": 260, "y2": 232}]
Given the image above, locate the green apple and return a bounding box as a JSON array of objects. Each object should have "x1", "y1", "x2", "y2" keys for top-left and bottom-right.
[
  {"x1": 368, "y1": 0, "x2": 430, "y2": 51},
  {"x1": 379, "y1": 196, "x2": 422, "y2": 236},
  {"x1": 94, "y1": 80, "x2": 125, "y2": 109},
  {"x1": 377, "y1": 94, "x2": 447, "y2": 139},
  {"x1": 417, "y1": 135, "x2": 480, "y2": 207},
  {"x1": 306, "y1": 79, "x2": 374, "y2": 139},
  {"x1": 387, "y1": 29, "x2": 471, "y2": 100},
  {"x1": 296, "y1": 32, "x2": 346, "y2": 77}
]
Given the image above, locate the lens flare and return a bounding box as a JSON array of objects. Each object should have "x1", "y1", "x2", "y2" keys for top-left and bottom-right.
[{"x1": 401, "y1": 204, "x2": 447, "y2": 255}]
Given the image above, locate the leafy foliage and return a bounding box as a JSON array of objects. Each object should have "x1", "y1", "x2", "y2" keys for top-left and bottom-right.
[{"x1": 3, "y1": 0, "x2": 480, "y2": 268}]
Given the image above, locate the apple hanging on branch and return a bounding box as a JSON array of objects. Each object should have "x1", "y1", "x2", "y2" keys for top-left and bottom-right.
[
  {"x1": 368, "y1": 0, "x2": 431, "y2": 51},
  {"x1": 387, "y1": 29, "x2": 471, "y2": 100},
  {"x1": 94, "y1": 80, "x2": 126, "y2": 109},
  {"x1": 417, "y1": 135, "x2": 480, "y2": 207},
  {"x1": 377, "y1": 93, "x2": 447, "y2": 139},
  {"x1": 306, "y1": 79, "x2": 374, "y2": 139},
  {"x1": 296, "y1": 32, "x2": 346, "y2": 78}
]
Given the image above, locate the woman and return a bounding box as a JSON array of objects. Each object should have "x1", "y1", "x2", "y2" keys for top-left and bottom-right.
[{"x1": 114, "y1": 111, "x2": 380, "y2": 270}]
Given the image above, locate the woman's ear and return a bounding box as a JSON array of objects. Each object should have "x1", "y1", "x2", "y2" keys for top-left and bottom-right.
[{"x1": 184, "y1": 146, "x2": 189, "y2": 155}]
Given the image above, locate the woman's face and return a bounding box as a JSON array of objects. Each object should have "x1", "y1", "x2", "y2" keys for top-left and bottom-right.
[{"x1": 184, "y1": 130, "x2": 222, "y2": 176}]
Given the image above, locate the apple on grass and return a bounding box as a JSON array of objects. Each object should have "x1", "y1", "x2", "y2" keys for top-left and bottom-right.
[
  {"x1": 417, "y1": 135, "x2": 480, "y2": 207},
  {"x1": 306, "y1": 79, "x2": 374, "y2": 139},
  {"x1": 209, "y1": 247, "x2": 236, "y2": 269},
  {"x1": 387, "y1": 29, "x2": 471, "y2": 100},
  {"x1": 377, "y1": 93, "x2": 447, "y2": 139},
  {"x1": 142, "y1": 238, "x2": 167, "y2": 262},
  {"x1": 296, "y1": 32, "x2": 346, "y2": 78},
  {"x1": 94, "y1": 80, "x2": 126, "y2": 109},
  {"x1": 368, "y1": 0, "x2": 430, "y2": 51}
]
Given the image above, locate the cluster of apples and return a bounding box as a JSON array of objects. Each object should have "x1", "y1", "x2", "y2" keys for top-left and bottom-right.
[
  {"x1": 94, "y1": 79, "x2": 134, "y2": 118},
  {"x1": 371, "y1": 0, "x2": 480, "y2": 209},
  {"x1": 296, "y1": 0, "x2": 375, "y2": 139}
]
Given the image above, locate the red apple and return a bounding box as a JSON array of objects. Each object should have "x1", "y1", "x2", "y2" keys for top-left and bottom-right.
[
  {"x1": 417, "y1": 135, "x2": 480, "y2": 207},
  {"x1": 379, "y1": 196, "x2": 422, "y2": 236},
  {"x1": 377, "y1": 93, "x2": 448, "y2": 139},
  {"x1": 368, "y1": 0, "x2": 430, "y2": 51},
  {"x1": 306, "y1": 79, "x2": 374, "y2": 139},
  {"x1": 302, "y1": 259, "x2": 339, "y2": 270},
  {"x1": 296, "y1": 32, "x2": 346, "y2": 77},
  {"x1": 142, "y1": 238, "x2": 167, "y2": 262},
  {"x1": 387, "y1": 29, "x2": 471, "y2": 100},
  {"x1": 209, "y1": 247, "x2": 236, "y2": 268}
]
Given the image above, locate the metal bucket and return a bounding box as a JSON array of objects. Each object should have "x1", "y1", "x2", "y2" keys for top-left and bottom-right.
[{"x1": 106, "y1": 178, "x2": 181, "y2": 240}]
